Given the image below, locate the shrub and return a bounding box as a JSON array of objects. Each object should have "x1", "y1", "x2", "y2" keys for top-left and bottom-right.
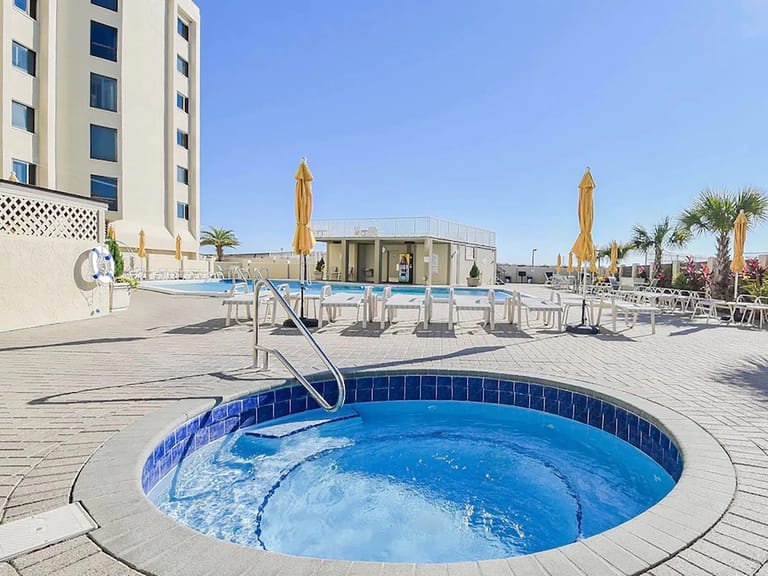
[
  {"x1": 671, "y1": 257, "x2": 711, "y2": 292},
  {"x1": 740, "y1": 257, "x2": 768, "y2": 297},
  {"x1": 315, "y1": 257, "x2": 325, "y2": 273},
  {"x1": 469, "y1": 262, "x2": 480, "y2": 278},
  {"x1": 117, "y1": 276, "x2": 138, "y2": 289},
  {"x1": 106, "y1": 238, "x2": 124, "y2": 278}
]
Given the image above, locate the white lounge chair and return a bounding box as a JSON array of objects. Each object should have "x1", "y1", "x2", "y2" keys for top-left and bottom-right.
[
  {"x1": 611, "y1": 293, "x2": 660, "y2": 334},
  {"x1": 508, "y1": 291, "x2": 563, "y2": 331},
  {"x1": 319, "y1": 286, "x2": 372, "y2": 328},
  {"x1": 380, "y1": 286, "x2": 430, "y2": 329},
  {"x1": 449, "y1": 288, "x2": 495, "y2": 330},
  {"x1": 223, "y1": 283, "x2": 288, "y2": 326}
]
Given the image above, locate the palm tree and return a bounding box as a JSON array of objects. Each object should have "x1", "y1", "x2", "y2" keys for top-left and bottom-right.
[
  {"x1": 200, "y1": 227, "x2": 240, "y2": 261},
  {"x1": 630, "y1": 217, "x2": 690, "y2": 280},
  {"x1": 680, "y1": 187, "x2": 768, "y2": 299}
]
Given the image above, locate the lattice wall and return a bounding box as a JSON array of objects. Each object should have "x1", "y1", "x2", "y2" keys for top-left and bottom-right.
[{"x1": 0, "y1": 190, "x2": 101, "y2": 241}]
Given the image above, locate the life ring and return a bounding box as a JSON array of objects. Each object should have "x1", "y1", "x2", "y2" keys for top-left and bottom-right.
[{"x1": 90, "y1": 245, "x2": 115, "y2": 284}]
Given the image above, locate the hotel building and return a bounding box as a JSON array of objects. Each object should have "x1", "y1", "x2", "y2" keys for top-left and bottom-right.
[{"x1": 1, "y1": 0, "x2": 200, "y2": 257}]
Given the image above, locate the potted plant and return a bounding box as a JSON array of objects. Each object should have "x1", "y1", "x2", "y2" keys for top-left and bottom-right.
[
  {"x1": 106, "y1": 238, "x2": 136, "y2": 311},
  {"x1": 314, "y1": 257, "x2": 325, "y2": 280},
  {"x1": 467, "y1": 261, "x2": 481, "y2": 287}
]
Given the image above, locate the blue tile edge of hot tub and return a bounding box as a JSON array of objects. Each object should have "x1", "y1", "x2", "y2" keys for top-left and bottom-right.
[{"x1": 141, "y1": 373, "x2": 684, "y2": 493}]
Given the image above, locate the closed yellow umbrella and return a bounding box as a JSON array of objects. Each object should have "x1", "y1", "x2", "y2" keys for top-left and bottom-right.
[
  {"x1": 608, "y1": 241, "x2": 618, "y2": 276},
  {"x1": 175, "y1": 234, "x2": 182, "y2": 260},
  {"x1": 571, "y1": 168, "x2": 596, "y2": 263},
  {"x1": 567, "y1": 251, "x2": 574, "y2": 273},
  {"x1": 567, "y1": 168, "x2": 599, "y2": 334},
  {"x1": 555, "y1": 253, "x2": 562, "y2": 274},
  {"x1": 107, "y1": 225, "x2": 116, "y2": 241},
  {"x1": 292, "y1": 158, "x2": 316, "y2": 256},
  {"x1": 731, "y1": 210, "x2": 748, "y2": 298},
  {"x1": 137, "y1": 229, "x2": 146, "y2": 258},
  {"x1": 291, "y1": 158, "x2": 317, "y2": 324}
]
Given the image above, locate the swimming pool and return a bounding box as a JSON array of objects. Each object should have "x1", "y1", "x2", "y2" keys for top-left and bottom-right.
[
  {"x1": 140, "y1": 279, "x2": 512, "y2": 300},
  {"x1": 143, "y1": 372, "x2": 680, "y2": 563}
]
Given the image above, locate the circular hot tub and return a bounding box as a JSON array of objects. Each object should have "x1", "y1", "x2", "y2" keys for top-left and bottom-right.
[{"x1": 74, "y1": 370, "x2": 734, "y2": 575}]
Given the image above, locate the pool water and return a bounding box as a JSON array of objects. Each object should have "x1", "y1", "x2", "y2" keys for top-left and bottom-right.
[
  {"x1": 140, "y1": 279, "x2": 511, "y2": 300},
  {"x1": 149, "y1": 401, "x2": 674, "y2": 563}
]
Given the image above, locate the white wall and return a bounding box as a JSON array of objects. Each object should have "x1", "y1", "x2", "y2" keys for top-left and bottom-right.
[{"x1": 0, "y1": 236, "x2": 110, "y2": 332}]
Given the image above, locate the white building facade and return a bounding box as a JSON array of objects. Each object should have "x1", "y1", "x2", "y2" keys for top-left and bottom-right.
[{"x1": 1, "y1": 0, "x2": 200, "y2": 257}]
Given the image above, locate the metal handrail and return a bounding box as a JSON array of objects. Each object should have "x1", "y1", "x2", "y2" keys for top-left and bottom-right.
[{"x1": 252, "y1": 278, "x2": 346, "y2": 412}]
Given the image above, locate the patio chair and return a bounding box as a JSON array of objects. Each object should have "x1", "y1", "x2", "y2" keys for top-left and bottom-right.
[
  {"x1": 610, "y1": 292, "x2": 660, "y2": 334},
  {"x1": 690, "y1": 296, "x2": 731, "y2": 323},
  {"x1": 222, "y1": 294, "x2": 261, "y2": 326},
  {"x1": 449, "y1": 288, "x2": 495, "y2": 330},
  {"x1": 223, "y1": 283, "x2": 289, "y2": 326},
  {"x1": 727, "y1": 294, "x2": 768, "y2": 328},
  {"x1": 510, "y1": 291, "x2": 563, "y2": 331},
  {"x1": 319, "y1": 286, "x2": 373, "y2": 328},
  {"x1": 380, "y1": 286, "x2": 431, "y2": 329}
]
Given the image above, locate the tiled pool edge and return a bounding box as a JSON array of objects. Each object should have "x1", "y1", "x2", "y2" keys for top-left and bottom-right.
[
  {"x1": 139, "y1": 374, "x2": 683, "y2": 495},
  {"x1": 73, "y1": 368, "x2": 736, "y2": 576}
]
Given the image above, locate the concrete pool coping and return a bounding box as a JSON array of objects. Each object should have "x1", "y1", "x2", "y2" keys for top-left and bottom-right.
[{"x1": 73, "y1": 368, "x2": 736, "y2": 576}]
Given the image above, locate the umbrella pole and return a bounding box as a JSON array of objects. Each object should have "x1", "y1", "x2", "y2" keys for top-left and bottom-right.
[
  {"x1": 566, "y1": 259, "x2": 599, "y2": 335},
  {"x1": 301, "y1": 255, "x2": 306, "y2": 319},
  {"x1": 581, "y1": 261, "x2": 587, "y2": 325},
  {"x1": 734, "y1": 273, "x2": 738, "y2": 301}
]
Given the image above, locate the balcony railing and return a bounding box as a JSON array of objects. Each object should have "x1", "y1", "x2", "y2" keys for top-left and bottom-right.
[{"x1": 311, "y1": 217, "x2": 495, "y2": 248}]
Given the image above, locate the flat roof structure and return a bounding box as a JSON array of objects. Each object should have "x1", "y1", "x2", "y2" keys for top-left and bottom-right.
[{"x1": 311, "y1": 217, "x2": 496, "y2": 286}]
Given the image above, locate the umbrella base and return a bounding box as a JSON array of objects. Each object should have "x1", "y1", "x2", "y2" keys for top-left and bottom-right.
[
  {"x1": 283, "y1": 317, "x2": 319, "y2": 329},
  {"x1": 565, "y1": 323, "x2": 600, "y2": 335}
]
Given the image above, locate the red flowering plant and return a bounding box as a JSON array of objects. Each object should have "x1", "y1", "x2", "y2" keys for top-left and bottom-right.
[
  {"x1": 654, "y1": 270, "x2": 671, "y2": 288},
  {"x1": 741, "y1": 258, "x2": 768, "y2": 297},
  {"x1": 672, "y1": 256, "x2": 711, "y2": 292}
]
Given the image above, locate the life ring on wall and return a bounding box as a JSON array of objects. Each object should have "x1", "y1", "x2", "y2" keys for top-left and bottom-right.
[{"x1": 90, "y1": 246, "x2": 115, "y2": 284}]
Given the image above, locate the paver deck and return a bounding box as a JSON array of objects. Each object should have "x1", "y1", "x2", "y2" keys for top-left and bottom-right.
[{"x1": 1, "y1": 286, "x2": 767, "y2": 575}]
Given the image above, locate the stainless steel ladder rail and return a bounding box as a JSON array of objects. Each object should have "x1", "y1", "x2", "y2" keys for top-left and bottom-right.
[{"x1": 252, "y1": 278, "x2": 345, "y2": 412}]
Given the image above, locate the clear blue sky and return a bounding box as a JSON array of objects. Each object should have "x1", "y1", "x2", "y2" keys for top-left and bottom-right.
[{"x1": 196, "y1": 0, "x2": 768, "y2": 265}]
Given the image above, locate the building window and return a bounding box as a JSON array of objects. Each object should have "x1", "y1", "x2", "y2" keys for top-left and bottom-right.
[
  {"x1": 12, "y1": 159, "x2": 36, "y2": 185},
  {"x1": 91, "y1": 0, "x2": 117, "y2": 11},
  {"x1": 11, "y1": 101, "x2": 34, "y2": 133},
  {"x1": 177, "y1": 17, "x2": 189, "y2": 40},
  {"x1": 176, "y1": 55, "x2": 189, "y2": 77},
  {"x1": 91, "y1": 21, "x2": 118, "y2": 61},
  {"x1": 176, "y1": 201, "x2": 189, "y2": 220},
  {"x1": 90, "y1": 124, "x2": 117, "y2": 161},
  {"x1": 14, "y1": 0, "x2": 37, "y2": 19},
  {"x1": 176, "y1": 92, "x2": 189, "y2": 113},
  {"x1": 176, "y1": 166, "x2": 189, "y2": 184},
  {"x1": 176, "y1": 129, "x2": 189, "y2": 149},
  {"x1": 12, "y1": 41, "x2": 36, "y2": 76},
  {"x1": 90, "y1": 73, "x2": 117, "y2": 111},
  {"x1": 91, "y1": 175, "x2": 118, "y2": 211}
]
